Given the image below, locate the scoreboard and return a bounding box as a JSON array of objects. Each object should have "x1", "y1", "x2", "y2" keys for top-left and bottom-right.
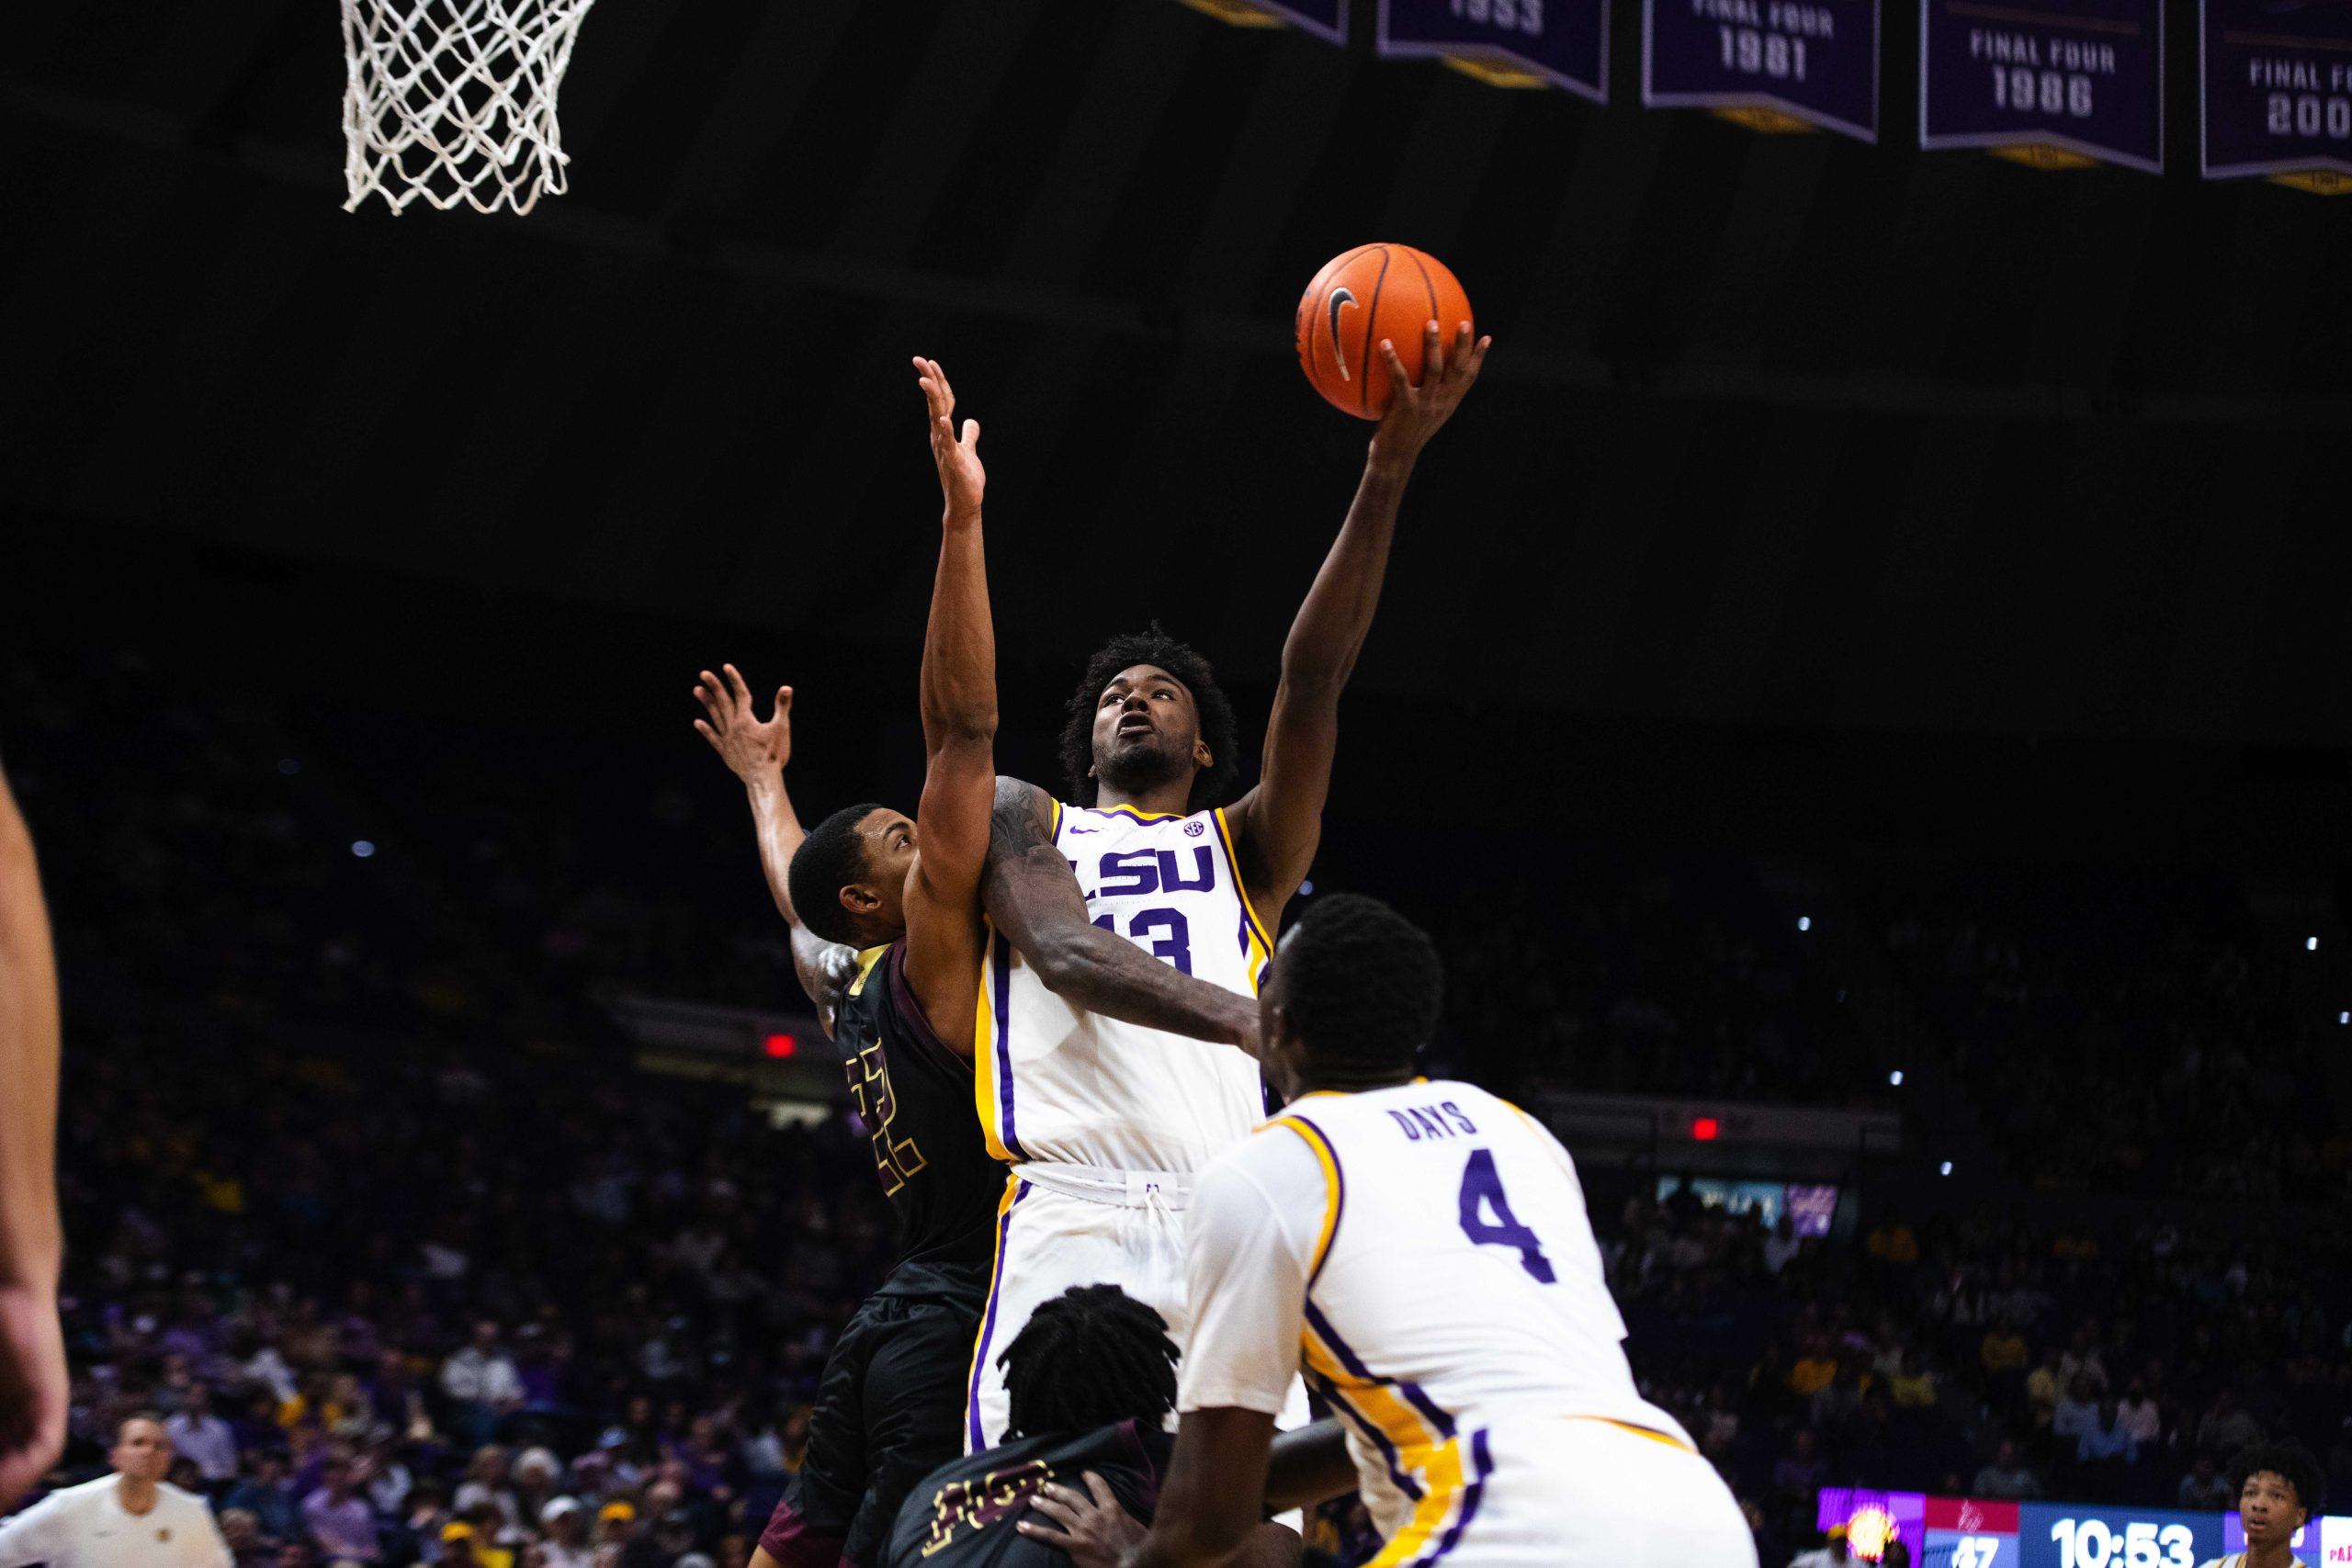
[{"x1": 1818, "y1": 1489, "x2": 2351, "y2": 1568}]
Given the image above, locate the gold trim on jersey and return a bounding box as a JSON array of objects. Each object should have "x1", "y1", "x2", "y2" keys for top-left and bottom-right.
[
  {"x1": 973, "y1": 922, "x2": 1014, "y2": 1163},
  {"x1": 849, "y1": 943, "x2": 891, "y2": 998},
  {"x1": 1364, "y1": 1436, "x2": 1469, "y2": 1567},
  {"x1": 1300, "y1": 1326, "x2": 1442, "y2": 1471},
  {"x1": 1210, "y1": 807, "x2": 1273, "y2": 986},
  {"x1": 962, "y1": 1172, "x2": 1023, "y2": 1447},
  {"x1": 1077, "y1": 804, "x2": 1186, "y2": 823},
  {"x1": 1566, "y1": 1415, "x2": 1697, "y2": 1454},
  {"x1": 1268, "y1": 1117, "x2": 1342, "y2": 1283}
]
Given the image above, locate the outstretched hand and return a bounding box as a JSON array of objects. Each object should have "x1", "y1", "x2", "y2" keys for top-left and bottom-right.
[
  {"x1": 915, "y1": 356, "x2": 984, "y2": 523},
  {"x1": 0, "y1": 1281, "x2": 65, "y2": 1510},
  {"x1": 693, "y1": 664, "x2": 793, "y2": 785},
  {"x1": 1016, "y1": 1472, "x2": 1146, "y2": 1568},
  {"x1": 1372, "y1": 321, "x2": 1490, "y2": 465}
]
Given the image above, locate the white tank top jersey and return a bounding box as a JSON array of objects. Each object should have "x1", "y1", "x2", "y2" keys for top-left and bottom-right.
[
  {"x1": 974, "y1": 801, "x2": 1271, "y2": 1177},
  {"x1": 1177, "y1": 1079, "x2": 1690, "y2": 1544}
]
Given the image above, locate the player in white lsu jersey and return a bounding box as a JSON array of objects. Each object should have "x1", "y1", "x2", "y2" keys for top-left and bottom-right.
[
  {"x1": 960, "y1": 322, "x2": 1492, "y2": 1451},
  {"x1": 1035, "y1": 894, "x2": 1757, "y2": 1567}
]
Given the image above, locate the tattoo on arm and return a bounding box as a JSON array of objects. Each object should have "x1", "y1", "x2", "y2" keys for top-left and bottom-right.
[{"x1": 981, "y1": 778, "x2": 1257, "y2": 1054}]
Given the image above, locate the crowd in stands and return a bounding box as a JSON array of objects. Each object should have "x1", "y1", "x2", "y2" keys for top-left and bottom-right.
[
  {"x1": 1616, "y1": 1184, "x2": 2352, "y2": 1566},
  {"x1": 1877, "y1": 874, "x2": 2350, "y2": 1203},
  {"x1": 4, "y1": 648, "x2": 2348, "y2": 1568}
]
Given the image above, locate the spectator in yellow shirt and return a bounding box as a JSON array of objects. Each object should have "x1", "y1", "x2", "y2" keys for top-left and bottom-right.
[{"x1": 1789, "y1": 1334, "x2": 1840, "y2": 1398}]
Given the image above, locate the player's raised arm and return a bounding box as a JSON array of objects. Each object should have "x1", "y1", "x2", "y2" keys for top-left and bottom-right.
[
  {"x1": 981, "y1": 778, "x2": 1259, "y2": 1055},
  {"x1": 0, "y1": 757, "x2": 66, "y2": 1510},
  {"x1": 1226, "y1": 321, "x2": 1489, "y2": 924},
  {"x1": 694, "y1": 665, "x2": 861, "y2": 1039},
  {"x1": 893, "y1": 357, "x2": 998, "y2": 1044}
]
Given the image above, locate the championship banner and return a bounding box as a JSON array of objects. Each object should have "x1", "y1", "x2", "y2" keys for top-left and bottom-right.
[
  {"x1": 1644, "y1": 0, "x2": 1880, "y2": 137},
  {"x1": 1377, "y1": 0, "x2": 1610, "y2": 100},
  {"x1": 2201, "y1": 0, "x2": 2352, "y2": 190},
  {"x1": 1920, "y1": 0, "x2": 2163, "y2": 170},
  {"x1": 1175, "y1": 0, "x2": 1349, "y2": 41}
]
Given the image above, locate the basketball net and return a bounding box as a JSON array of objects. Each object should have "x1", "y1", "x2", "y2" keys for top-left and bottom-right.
[{"x1": 339, "y1": 0, "x2": 597, "y2": 215}]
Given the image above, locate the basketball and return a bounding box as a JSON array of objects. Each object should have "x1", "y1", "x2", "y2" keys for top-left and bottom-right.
[{"x1": 1295, "y1": 243, "x2": 1475, "y2": 420}]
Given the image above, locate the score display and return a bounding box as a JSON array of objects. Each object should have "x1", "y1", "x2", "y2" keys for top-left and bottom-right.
[{"x1": 1819, "y1": 1489, "x2": 2350, "y2": 1567}]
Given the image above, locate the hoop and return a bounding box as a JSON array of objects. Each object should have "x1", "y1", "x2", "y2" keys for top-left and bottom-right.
[{"x1": 339, "y1": 0, "x2": 598, "y2": 215}]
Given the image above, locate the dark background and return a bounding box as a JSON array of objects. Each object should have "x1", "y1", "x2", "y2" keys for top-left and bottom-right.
[{"x1": 4, "y1": 0, "x2": 2347, "y2": 863}]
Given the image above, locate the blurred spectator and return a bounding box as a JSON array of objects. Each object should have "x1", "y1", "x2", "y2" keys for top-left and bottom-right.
[
  {"x1": 535, "y1": 1496, "x2": 594, "y2": 1568},
  {"x1": 2198, "y1": 1391, "x2": 2262, "y2": 1456},
  {"x1": 1973, "y1": 1441, "x2": 2041, "y2": 1501},
  {"x1": 2177, "y1": 1454, "x2": 2233, "y2": 1510},
  {"x1": 168, "y1": 1383, "x2": 241, "y2": 1485},
  {"x1": 443, "y1": 1327, "x2": 526, "y2": 1448},
  {"x1": 301, "y1": 1452, "x2": 379, "y2": 1562}
]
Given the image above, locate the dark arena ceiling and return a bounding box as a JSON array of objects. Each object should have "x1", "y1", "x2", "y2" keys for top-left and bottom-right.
[{"x1": 3, "y1": 0, "x2": 2348, "y2": 750}]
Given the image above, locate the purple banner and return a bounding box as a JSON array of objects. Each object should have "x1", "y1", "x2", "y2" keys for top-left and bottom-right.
[
  {"x1": 1921, "y1": 0, "x2": 2163, "y2": 169},
  {"x1": 1378, "y1": 0, "x2": 1610, "y2": 100},
  {"x1": 2201, "y1": 0, "x2": 2352, "y2": 186},
  {"x1": 1174, "y1": 0, "x2": 1348, "y2": 41},
  {"x1": 1644, "y1": 0, "x2": 1881, "y2": 137}
]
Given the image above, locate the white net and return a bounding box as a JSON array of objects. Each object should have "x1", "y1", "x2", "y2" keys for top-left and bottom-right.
[{"x1": 340, "y1": 0, "x2": 599, "y2": 216}]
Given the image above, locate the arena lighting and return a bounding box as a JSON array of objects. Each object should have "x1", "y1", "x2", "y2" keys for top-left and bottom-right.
[
  {"x1": 350, "y1": 840, "x2": 376, "y2": 858},
  {"x1": 2307, "y1": 936, "x2": 2320, "y2": 952},
  {"x1": 1691, "y1": 1117, "x2": 1720, "y2": 1141},
  {"x1": 763, "y1": 1033, "x2": 797, "y2": 1059},
  {"x1": 277, "y1": 758, "x2": 300, "y2": 776},
  {"x1": 2341, "y1": 1011, "x2": 2350, "y2": 1025},
  {"x1": 1797, "y1": 916, "x2": 1812, "y2": 931},
  {"x1": 1889, "y1": 1070, "x2": 1905, "y2": 1087},
  {"x1": 1939, "y1": 1161, "x2": 1953, "y2": 1176},
  {"x1": 1300, "y1": 880, "x2": 1315, "y2": 895}
]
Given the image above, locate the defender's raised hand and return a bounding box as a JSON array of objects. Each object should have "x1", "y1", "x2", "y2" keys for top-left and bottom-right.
[
  {"x1": 914, "y1": 356, "x2": 984, "y2": 523},
  {"x1": 1372, "y1": 320, "x2": 1490, "y2": 464},
  {"x1": 693, "y1": 664, "x2": 793, "y2": 785}
]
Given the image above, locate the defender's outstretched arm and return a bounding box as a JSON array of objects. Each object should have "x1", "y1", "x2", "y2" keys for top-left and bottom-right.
[
  {"x1": 896, "y1": 356, "x2": 1000, "y2": 1044},
  {"x1": 1227, "y1": 321, "x2": 1489, "y2": 928},
  {"x1": 0, "y1": 758, "x2": 65, "y2": 1509},
  {"x1": 695, "y1": 666, "x2": 860, "y2": 1040}
]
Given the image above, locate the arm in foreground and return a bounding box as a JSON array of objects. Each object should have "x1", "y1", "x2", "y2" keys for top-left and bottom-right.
[
  {"x1": 0, "y1": 758, "x2": 64, "y2": 1513},
  {"x1": 897, "y1": 356, "x2": 998, "y2": 1043},
  {"x1": 980, "y1": 778, "x2": 1257, "y2": 1054},
  {"x1": 1227, "y1": 321, "x2": 1490, "y2": 918},
  {"x1": 694, "y1": 666, "x2": 859, "y2": 1037}
]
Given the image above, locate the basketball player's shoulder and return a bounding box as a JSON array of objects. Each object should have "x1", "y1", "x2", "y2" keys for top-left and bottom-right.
[{"x1": 1205, "y1": 1106, "x2": 1336, "y2": 1212}]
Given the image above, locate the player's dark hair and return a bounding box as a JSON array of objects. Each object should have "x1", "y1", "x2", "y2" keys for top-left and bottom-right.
[
  {"x1": 1058, "y1": 626, "x2": 1240, "y2": 811},
  {"x1": 2229, "y1": 1441, "x2": 2324, "y2": 1515},
  {"x1": 999, "y1": 1284, "x2": 1179, "y2": 1439},
  {"x1": 786, "y1": 803, "x2": 889, "y2": 949},
  {"x1": 1276, "y1": 893, "x2": 1443, "y2": 1071}
]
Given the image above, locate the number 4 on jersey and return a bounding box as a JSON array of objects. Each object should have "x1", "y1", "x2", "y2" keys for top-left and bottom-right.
[{"x1": 1456, "y1": 1149, "x2": 1556, "y2": 1282}]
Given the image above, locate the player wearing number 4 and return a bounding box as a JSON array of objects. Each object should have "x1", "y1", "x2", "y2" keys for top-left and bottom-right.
[
  {"x1": 1022, "y1": 896, "x2": 1756, "y2": 1568},
  {"x1": 2198, "y1": 1444, "x2": 2324, "y2": 1568}
]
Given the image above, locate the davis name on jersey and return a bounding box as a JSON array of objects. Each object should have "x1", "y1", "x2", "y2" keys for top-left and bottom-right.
[
  {"x1": 1276, "y1": 1082, "x2": 1688, "y2": 1540},
  {"x1": 974, "y1": 803, "x2": 1270, "y2": 1175}
]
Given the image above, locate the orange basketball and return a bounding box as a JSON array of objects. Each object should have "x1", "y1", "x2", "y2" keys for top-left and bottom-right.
[{"x1": 1295, "y1": 243, "x2": 1474, "y2": 420}]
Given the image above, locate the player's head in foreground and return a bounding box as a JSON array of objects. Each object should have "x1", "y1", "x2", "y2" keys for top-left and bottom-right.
[
  {"x1": 2230, "y1": 1441, "x2": 2322, "y2": 1549},
  {"x1": 788, "y1": 803, "x2": 917, "y2": 949},
  {"x1": 998, "y1": 1284, "x2": 1178, "y2": 1440},
  {"x1": 1059, "y1": 626, "x2": 1238, "y2": 812},
  {"x1": 112, "y1": 1413, "x2": 172, "y2": 1483},
  {"x1": 1258, "y1": 892, "x2": 1444, "y2": 1100}
]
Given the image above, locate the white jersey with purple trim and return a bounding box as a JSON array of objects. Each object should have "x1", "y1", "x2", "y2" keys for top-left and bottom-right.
[
  {"x1": 972, "y1": 801, "x2": 1270, "y2": 1175},
  {"x1": 1179, "y1": 1080, "x2": 1752, "y2": 1566}
]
